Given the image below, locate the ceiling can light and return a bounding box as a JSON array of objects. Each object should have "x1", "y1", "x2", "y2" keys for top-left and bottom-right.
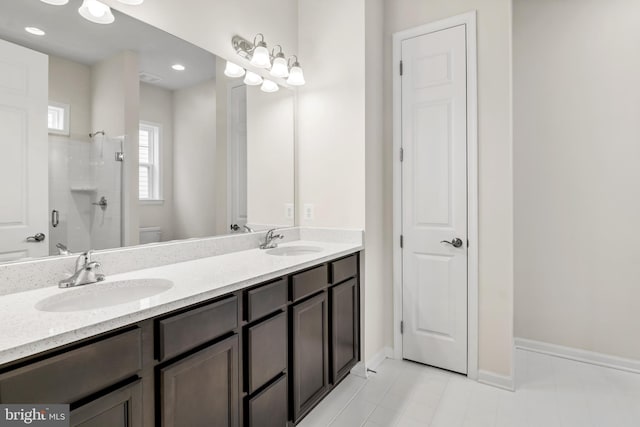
[
  {"x1": 40, "y1": 0, "x2": 69, "y2": 5},
  {"x1": 224, "y1": 61, "x2": 245, "y2": 78},
  {"x1": 250, "y1": 34, "x2": 271, "y2": 69},
  {"x1": 171, "y1": 64, "x2": 186, "y2": 71},
  {"x1": 25, "y1": 27, "x2": 46, "y2": 36},
  {"x1": 287, "y1": 56, "x2": 305, "y2": 86},
  {"x1": 261, "y1": 79, "x2": 279, "y2": 93},
  {"x1": 78, "y1": 0, "x2": 115, "y2": 24},
  {"x1": 244, "y1": 71, "x2": 263, "y2": 86}
]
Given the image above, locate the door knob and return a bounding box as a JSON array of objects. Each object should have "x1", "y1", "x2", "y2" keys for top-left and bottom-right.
[
  {"x1": 440, "y1": 237, "x2": 463, "y2": 248},
  {"x1": 26, "y1": 233, "x2": 46, "y2": 242}
]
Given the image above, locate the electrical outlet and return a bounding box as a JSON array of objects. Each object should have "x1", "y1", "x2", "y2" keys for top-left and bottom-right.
[
  {"x1": 303, "y1": 204, "x2": 314, "y2": 220},
  {"x1": 285, "y1": 203, "x2": 294, "y2": 220}
]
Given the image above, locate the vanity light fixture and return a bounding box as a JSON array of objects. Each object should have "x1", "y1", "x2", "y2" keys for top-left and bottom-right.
[
  {"x1": 78, "y1": 0, "x2": 115, "y2": 24},
  {"x1": 249, "y1": 34, "x2": 271, "y2": 69},
  {"x1": 25, "y1": 27, "x2": 46, "y2": 36},
  {"x1": 40, "y1": 0, "x2": 69, "y2": 5},
  {"x1": 261, "y1": 79, "x2": 279, "y2": 93},
  {"x1": 270, "y1": 46, "x2": 289, "y2": 78},
  {"x1": 244, "y1": 71, "x2": 263, "y2": 86},
  {"x1": 224, "y1": 61, "x2": 246, "y2": 78},
  {"x1": 171, "y1": 64, "x2": 186, "y2": 71},
  {"x1": 229, "y1": 34, "x2": 305, "y2": 87},
  {"x1": 286, "y1": 56, "x2": 306, "y2": 86}
]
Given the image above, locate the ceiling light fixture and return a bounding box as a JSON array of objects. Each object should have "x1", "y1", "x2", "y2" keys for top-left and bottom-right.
[
  {"x1": 224, "y1": 61, "x2": 245, "y2": 78},
  {"x1": 261, "y1": 79, "x2": 279, "y2": 93},
  {"x1": 78, "y1": 0, "x2": 115, "y2": 24},
  {"x1": 244, "y1": 71, "x2": 263, "y2": 86},
  {"x1": 40, "y1": 0, "x2": 69, "y2": 5},
  {"x1": 25, "y1": 27, "x2": 46, "y2": 36},
  {"x1": 171, "y1": 64, "x2": 186, "y2": 71},
  {"x1": 230, "y1": 34, "x2": 306, "y2": 87}
]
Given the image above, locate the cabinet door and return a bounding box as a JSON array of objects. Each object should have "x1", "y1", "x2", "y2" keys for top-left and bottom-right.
[
  {"x1": 291, "y1": 292, "x2": 329, "y2": 421},
  {"x1": 330, "y1": 278, "x2": 359, "y2": 383},
  {"x1": 160, "y1": 335, "x2": 239, "y2": 427},
  {"x1": 70, "y1": 380, "x2": 142, "y2": 427}
]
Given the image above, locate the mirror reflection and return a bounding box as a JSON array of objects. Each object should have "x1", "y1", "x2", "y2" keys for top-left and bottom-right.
[{"x1": 0, "y1": 0, "x2": 295, "y2": 264}]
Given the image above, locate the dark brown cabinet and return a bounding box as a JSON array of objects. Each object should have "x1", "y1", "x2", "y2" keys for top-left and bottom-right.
[
  {"x1": 160, "y1": 335, "x2": 239, "y2": 427},
  {"x1": 246, "y1": 375, "x2": 287, "y2": 427},
  {"x1": 330, "y1": 278, "x2": 359, "y2": 383},
  {"x1": 70, "y1": 380, "x2": 142, "y2": 427},
  {"x1": 291, "y1": 292, "x2": 329, "y2": 422}
]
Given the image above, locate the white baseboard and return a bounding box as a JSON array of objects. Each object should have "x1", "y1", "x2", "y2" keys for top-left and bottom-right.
[
  {"x1": 478, "y1": 369, "x2": 514, "y2": 391},
  {"x1": 366, "y1": 346, "x2": 394, "y2": 373},
  {"x1": 515, "y1": 337, "x2": 640, "y2": 374}
]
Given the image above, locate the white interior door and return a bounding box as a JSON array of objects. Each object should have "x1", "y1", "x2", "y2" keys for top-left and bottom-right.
[
  {"x1": 0, "y1": 39, "x2": 48, "y2": 262},
  {"x1": 401, "y1": 24, "x2": 468, "y2": 374},
  {"x1": 227, "y1": 84, "x2": 248, "y2": 231}
]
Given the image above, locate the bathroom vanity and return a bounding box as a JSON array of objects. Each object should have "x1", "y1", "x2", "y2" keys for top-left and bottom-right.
[{"x1": 0, "y1": 235, "x2": 361, "y2": 427}]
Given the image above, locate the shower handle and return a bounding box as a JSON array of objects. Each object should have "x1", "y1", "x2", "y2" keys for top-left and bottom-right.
[{"x1": 92, "y1": 197, "x2": 108, "y2": 208}]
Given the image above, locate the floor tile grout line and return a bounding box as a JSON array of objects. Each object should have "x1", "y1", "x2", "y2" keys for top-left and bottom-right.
[{"x1": 325, "y1": 376, "x2": 370, "y2": 427}]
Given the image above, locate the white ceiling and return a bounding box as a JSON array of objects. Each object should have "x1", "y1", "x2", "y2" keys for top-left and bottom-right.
[{"x1": 0, "y1": 0, "x2": 217, "y2": 90}]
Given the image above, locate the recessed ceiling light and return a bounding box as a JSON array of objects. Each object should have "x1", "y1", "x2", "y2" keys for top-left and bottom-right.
[
  {"x1": 40, "y1": 0, "x2": 69, "y2": 5},
  {"x1": 171, "y1": 64, "x2": 186, "y2": 71},
  {"x1": 25, "y1": 27, "x2": 46, "y2": 36}
]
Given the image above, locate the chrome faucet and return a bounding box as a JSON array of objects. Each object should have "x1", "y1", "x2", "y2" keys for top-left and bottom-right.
[
  {"x1": 59, "y1": 251, "x2": 105, "y2": 288},
  {"x1": 260, "y1": 228, "x2": 284, "y2": 249}
]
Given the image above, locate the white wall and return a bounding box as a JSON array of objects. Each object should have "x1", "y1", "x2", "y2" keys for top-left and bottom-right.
[
  {"x1": 139, "y1": 83, "x2": 175, "y2": 241},
  {"x1": 383, "y1": 0, "x2": 514, "y2": 377},
  {"x1": 172, "y1": 79, "x2": 217, "y2": 239},
  {"x1": 246, "y1": 86, "x2": 295, "y2": 229},
  {"x1": 514, "y1": 0, "x2": 640, "y2": 360}
]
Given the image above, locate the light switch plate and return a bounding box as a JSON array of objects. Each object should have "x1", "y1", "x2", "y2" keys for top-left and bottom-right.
[
  {"x1": 285, "y1": 203, "x2": 294, "y2": 220},
  {"x1": 303, "y1": 204, "x2": 314, "y2": 220}
]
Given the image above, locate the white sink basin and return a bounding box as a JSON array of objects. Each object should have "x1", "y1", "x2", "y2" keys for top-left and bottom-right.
[
  {"x1": 266, "y1": 246, "x2": 323, "y2": 256},
  {"x1": 36, "y1": 279, "x2": 174, "y2": 312}
]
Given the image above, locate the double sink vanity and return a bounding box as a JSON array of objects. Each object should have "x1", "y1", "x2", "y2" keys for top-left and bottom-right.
[{"x1": 0, "y1": 228, "x2": 363, "y2": 427}]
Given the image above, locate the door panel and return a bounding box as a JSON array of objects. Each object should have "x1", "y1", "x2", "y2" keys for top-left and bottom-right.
[
  {"x1": 0, "y1": 39, "x2": 48, "y2": 261},
  {"x1": 401, "y1": 24, "x2": 468, "y2": 374}
]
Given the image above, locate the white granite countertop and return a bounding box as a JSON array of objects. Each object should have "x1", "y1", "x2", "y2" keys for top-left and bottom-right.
[{"x1": 0, "y1": 240, "x2": 362, "y2": 365}]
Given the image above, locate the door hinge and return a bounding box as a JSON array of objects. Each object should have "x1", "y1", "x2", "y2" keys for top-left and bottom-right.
[
  {"x1": 400, "y1": 147, "x2": 404, "y2": 162},
  {"x1": 400, "y1": 235, "x2": 404, "y2": 248},
  {"x1": 400, "y1": 60, "x2": 403, "y2": 76},
  {"x1": 400, "y1": 321, "x2": 404, "y2": 334}
]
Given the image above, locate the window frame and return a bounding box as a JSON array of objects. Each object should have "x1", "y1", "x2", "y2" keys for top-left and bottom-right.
[
  {"x1": 48, "y1": 101, "x2": 70, "y2": 136},
  {"x1": 138, "y1": 121, "x2": 163, "y2": 203}
]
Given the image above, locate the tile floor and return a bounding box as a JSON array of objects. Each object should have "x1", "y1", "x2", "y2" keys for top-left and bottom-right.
[{"x1": 298, "y1": 349, "x2": 640, "y2": 427}]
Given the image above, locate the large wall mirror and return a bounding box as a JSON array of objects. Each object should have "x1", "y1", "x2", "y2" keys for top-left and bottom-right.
[{"x1": 0, "y1": 0, "x2": 295, "y2": 264}]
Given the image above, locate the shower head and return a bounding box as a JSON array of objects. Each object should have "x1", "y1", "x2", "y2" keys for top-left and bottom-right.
[{"x1": 89, "y1": 130, "x2": 105, "y2": 138}]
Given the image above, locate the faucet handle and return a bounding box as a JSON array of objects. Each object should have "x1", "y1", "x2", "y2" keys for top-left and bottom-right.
[{"x1": 85, "y1": 261, "x2": 101, "y2": 271}]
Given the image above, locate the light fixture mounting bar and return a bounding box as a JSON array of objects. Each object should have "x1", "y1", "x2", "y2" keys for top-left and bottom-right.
[{"x1": 232, "y1": 35, "x2": 254, "y2": 58}]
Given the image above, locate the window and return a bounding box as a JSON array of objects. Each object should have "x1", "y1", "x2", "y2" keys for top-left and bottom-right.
[
  {"x1": 48, "y1": 102, "x2": 70, "y2": 135},
  {"x1": 139, "y1": 122, "x2": 162, "y2": 201}
]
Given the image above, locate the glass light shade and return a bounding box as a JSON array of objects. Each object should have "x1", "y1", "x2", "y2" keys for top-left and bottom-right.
[
  {"x1": 270, "y1": 56, "x2": 289, "y2": 78},
  {"x1": 78, "y1": 0, "x2": 115, "y2": 24},
  {"x1": 244, "y1": 71, "x2": 263, "y2": 86},
  {"x1": 117, "y1": 0, "x2": 144, "y2": 4},
  {"x1": 261, "y1": 79, "x2": 279, "y2": 93},
  {"x1": 224, "y1": 61, "x2": 246, "y2": 78},
  {"x1": 287, "y1": 65, "x2": 305, "y2": 86},
  {"x1": 41, "y1": 0, "x2": 69, "y2": 5},
  {"x1": 250, "y1": 45, "x2": 271, "y2": 69}
]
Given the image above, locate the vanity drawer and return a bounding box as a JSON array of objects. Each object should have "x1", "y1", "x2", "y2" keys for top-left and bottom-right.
[
  {"x1": 246, "y1": 312, "x2": 287, "y2": 394},
  {"x1": 157, "y1": 296, "x2": 238, "y2": 361},
  {"x1": 291, "y1": 265, "x2": 328, "y2": 302},
  {"x1": 246, "y1": 278, "x2": 287, "y2": 322},
  {"x1": 246, "y1": 374, "x2": 287, "y2": 427},
  {"x1": 0, "y1": 328, "x2": 142, "y2": 404},
  {"x1": 330, "y1": 254, "x2": 358, "y2": 285}
]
